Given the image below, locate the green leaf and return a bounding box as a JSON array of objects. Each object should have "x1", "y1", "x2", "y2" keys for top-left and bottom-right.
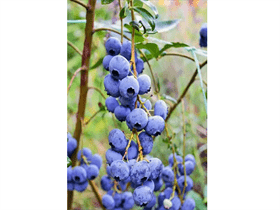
[
  {"x1": 203, "y1": 185, "x2": 207, "y2": 201},
  {"x1": 124, "y1": 24, "x2": 145, "y2": 43},
  {"x1": 131, "y1": 7, "x2": 155, "y2": 31},
  {"x1": 101, "y1": 0, "x2": 114, "y2": 4},
  {"x1": 188, "y1": 191, "x2": 207, "y2": 210},
  {"x1": 130, "y1": 21, "x2": 140, "y2": 31},
  {"x1": 155, "y1": 19, "x2": 181, "y2": 33},
  {"x1": 120, "y1": 5, "x2": 128, "y2": 18},
  {"x1": 139, "y1": 0, "x2": 159, "y2": 18},
  {"x1": 134, "y1": 0, "x2": 144, "y2": 7},
  {"x1": 135, "y1": 43, "x2": 159, "y2": 59},
  {"x1": 159, "y1": 42, "x2": 190, "y2": 55},
  {"x1": 90, "y1": 57, "x2": 103, "y2": 70},
  {"x1": 67, "y1": 156, "x2": 72, "y2": 167}
]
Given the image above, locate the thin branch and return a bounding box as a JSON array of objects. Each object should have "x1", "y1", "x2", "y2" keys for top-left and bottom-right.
[
  {"x1": 88, "y1": 86, "x2": 106, "y2": 99},
  {"x1": 93, "y1": 27, "x2": 130, "y2": 40},
  {"x1": 161, "y1": 52, "x2": 195, "y2": 63},
  {"x1": 88, "y1": 180, "x2": 106, "y2": 210},
  {"x1": 67, "y1": 67, "x2": 85, "y2": 95},
  {"x1": 182, "y1": 99, "x2": 188, "y2": 196},
  {"x1": 165, "y1": 60, "x2": 207, "y2": 122},
  {"x1": 84, "y1": 109, "x2": 102, "y2": 125},
  {"x1": 118, "y1": 0, "x2": 123, "y2": 43},
  {"x1": 70, "y1": 0, "x2": 88, "y2": 9},
  {"x1": 67, "y1": 40, "x2": 82, "y2": 56}
]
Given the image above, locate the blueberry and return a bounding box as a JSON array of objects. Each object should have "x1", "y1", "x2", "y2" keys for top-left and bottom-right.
[
  {"x1": 177, "y1": 176, "x2": 193, "y2": 193},
  {"x1": 107, "y1": 165, "x2": 113, "y2": 177},
  {"x1": 181, "y1": 198, "x2": 196, "y2": 210},
  {"x1": 101, "y1": 175, "x2": 114, "y2": 191},
  {"x1": 161, "y1": 166, "x2": 174, "y2": 183},
  {"x1": 165, "y1": 181, "x2": 173, "y2": 188},
  {"x1": 67, "y1": 132, "x2": 72, "y2": 140},
  {"x1": 154, "y1": 100, "x2": 168, "y2": 120},
  {"x1": 143, "y1": 180, "x2": 155, "y2": 191},
  {"x1": 103, "y1": 55, "x2": 113, "y2": 71},
  {"x1": 168, "y1": 154, "x2": 183, "y2": 167},
  {"x1": 119, "y1": 96, "x2": 137, "y2": 108},
  {"x1": 148, "y1": 158, "x2": 163, "y2": 180},
  {"x1": 144, "y1": 116, "x2": 165, "y2": 136},
  {"x1": 85, "y1": 165, "x2": 99, "y2": 180},
  {"x1": 179, "y1": 160, "x2": 195, "y2": 176},
  {"x1": 114, "y1": 105, "x2": 131, "y2": 122},
  {"x1": 171, "y1": 196, "x2": 181, "y2": 210},
  {"x1": 67, "y1": 181, "x2": 74, "y2": 191},
  {"x1": 158, "y1": 192, "x2": 165, "y2": 207},
  {"x1": 199, "y1": 23, "x2": 207, "y2": 47},
  {"x1": 113, "y1": 192, "x2": 122, "y2": 207},
  {"x1": 153, "y1": 177, "x2": 163, "y2": 191},
  {"x1": 109, "y1": 55, "x2": 130, "y2": 80},
  {"x1": 133, "y1": 186, "x2": 153, "y2": 207},
  {"x1": 106, "y1": 149, "x2": 122, "y2": 165},
  {"x1": 138, "y1": 74, "x2": 151, "y2": 95},
  {"x1": 126, "y1": 108, "x2": 148, "y2": 131},
  {"x1": 72, "y1": 166, "x2": 87, "y2": 183},
  {"x1": 74, "y1": 180, "x2": 88, "y2": 192},
  {"x1": 110, "y1": 160, "x2": 130, "y2": 181},
  {"x1": 89, "y1": 154, "x2": 102, "y2": 169},
  {"x1": 102, "y1": 194, "x2": 115, "y2": 210},
  {"x1": 67, "y1": 136, "x2": 77, "y2": 157},
  {"x1": 105, "y1": 37, "x2": 122, "y2": 56},
  {"x1": 130, "y1": 160, "x2": 151, "y2": 185},
  {"x1": 138, "y1": 98, "x2": 152, "y2": 110},
  {"x1": 126, "y1": 159, "x2": 137, "y2": 171},
  {"x1": 119, "y1": 76, "x2": 139, "y2": 99},
  {"x1": 164, "y1": 187, "x2": 173, "y2": 199},
  {"x1": 145, "y1": 193, "x2": 156, "y2": 209},
  {"x1": 120, "y1": 40, "x2": 137, "y2": 61},
  {"x1": 117, "y1": 180, "x2": 127, "y2": 191},
  {"x1": 139, "y1": 132, "x2": 153, "y2": 155},
  {"x1": 136, "y1": 58, "x2": 144, "y2": 74},
  {"x1": 104, "y1": 74, "x2": 120, "y2": 97},
  {"x1": 106, "y1": 96, "x2": 119, "y2": 113},
  {"x1": 67, "y1": 166, "x2": 73, "y2": 182},
  {"x1": 108, "y1": 129, "x2": 127, "y2": 152},
  {"x1": 77, "y1": 148, "x2": 92, "y2": 164},
  {"x1": 184, "y1": 154, "x2": 196, "y2": 166},
  {"x1": 122, "y1": 140, "x2": 138, "y2": 160},
  {"x1": 122, "y1": 192, "x2": 134, "y2": 209}
]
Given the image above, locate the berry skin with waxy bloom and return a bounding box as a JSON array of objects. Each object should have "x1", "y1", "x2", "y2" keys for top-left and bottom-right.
[
  {"x1": 120, "y1": 40, "x2": 137, "y2": 61},
  {"x1": 72, "y1": 166, "x2": 87, "y2": 184},
  {"x1": 101, "y1": 175, "x2": 114, "y2": 191},
  {"x1": 130, "y1": 160, "x2": 151, "y2": 186},
  {"x1": 126, "y1": 108, "x2": 148, "y2": 131},
  {"x1": 74, "y1": 180, "x2": 88, "y2": 192},
  {"x1": 177, "y1": 175, "x2": 193, "y2": 193},
  {"x1": 109, "y1": 55, "x2": 130, "y2": 80},
  {"x1": 144, "y1": 116, "x2": 165, "y2": 136},
  {"x1": 122, "y1": 140, "x2": 138, "y2": 160},
  {"x1": 105, "y1": 149, "x2": 122, "y2": 165},
  {"x1": 110, "y1": 160, "x2": 130, "y2": 182},
  {"x1": 108, "y1": 129, "x2": 127, "y2": 152},
  {"x1": 137, "y1": 74, "x2": 151, "y2": 95},
  {"x1": 184, "y1": 154, "x2": 196, "y2": 166},
  {"x1": 179, "y1": 160, "x2": 195, "y2": 176},
  {"x1": 105, "y1": 37, "x2": 122, "y2": 56},
  {"x1": 136, "y1": 58, "x2": 144, "y2": 74},
  {"x1": 102, "y1": 194, "x2": 115, "y2": 210},
  {"x1": 143, "y1": 180, "x2": 155, "y2": 191},
  {"x1": 168, "y1": 154, "x2": 183, "y2": 167},
  {"x1": 104, "y1": 74, "x2": 120, "y2": 98},
  {"x1": 148, "y1": 157, "x2": 163, "y2": 180},
  {"x1": 161, "y1": 166, "x2": 174, "y2": 183},
  {"x1": 181, "y1": 197, "x2": 196, "y2": 210},
  {"x1": 199, "y1": 23, "x2": 207, "y2": 48},
  {"x1": 89, "y1": 153, "x2": 102, "y2": 169},
  {"x1": 85, "y1": 165, "x2": 99, "y2": 180},
  {"x1": 119, "y1": 76, "x2": 139, "y2": 99},
  {"x1": 119, "y1": 96, "x2": 137, "y2": 110},
  {"x1": 171, "y1": 196, "x2": 181, "y2": 210},
  {"x1": 105, "y1": 96, "x2": 119, "y2": 113},
  {"x1": 133, "y1": 186, "x2": 153, "y2": 207},
  {"x1": 103, "y1": 55, "x2": 113, "y2": 71},
  {"x1": 153, "y1": 177, "x2": 163, "y2": 192},
  {"x1": 138, "y1": 132, "x2": 153, "y2": 155},
  {"x1": 122, "y1": 192, "x2": 135, "y2": 209},
  {"x1": 67, "y1": 134, "x2": 77, "y2": 158},
  {"x1": 154, "y1": 100, "x2": 168, "y2": 120},
  {"x1": 114, "y1": 105, "x2": 131, "y2": 122}
]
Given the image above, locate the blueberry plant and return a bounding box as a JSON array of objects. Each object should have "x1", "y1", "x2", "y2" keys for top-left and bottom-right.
[{"x1": 67, "y1": 0, "x2": 207, "y2": 209}]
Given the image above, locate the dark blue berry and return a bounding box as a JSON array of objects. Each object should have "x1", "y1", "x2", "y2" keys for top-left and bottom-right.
[
  {"x1": 161, "y1": 166, "x2": 174, "y2": 183},
  {"x1": 153, "y1": 177, "x2": 163, "y2": 191},
  {"x1": 105, "y1": 149, "x2": 122, "y2": 165},
  {"x1": 154, "y1": 100, "x2": 168, "y2": 120},
  {"x1": 143, "y1": 180, "x2": 155, "y2": 191},
  {"x1": 85, "y1": 165, "x2": 99, "y2": 180},
  {"x1": 184, "y1": 154, "x2": 196, "y2": 166},
  {"x1": 74, "y1": 180, "x2": 88, "y2": 192},
  {"x1": 108, "y1": 129, "x2": 127, "y2": 152},
  {"x1": 148, "y1": 157, "x2": 163, "y2": 180},
  {"x1": 133, "y1": 186, "x2": 153, "y2": 207},
  {"x1": 122, "y1": 140, "x2": 138, "y2": 160},
  {"x1": 145, "y1": 193, "x2": 156, "y2": 209},
  {"x1": 106, "y1": 96, "x2": 119, "y2": 113},
  {"x1": 168, "y1": 154, "x2": 183, "y2": 167},
  {"x1": 122, "y1": 192, "x2": 135, "y2": 209},
  {"x1": 110, "y1": 160, "x2": 130, "y2": 181},
  {"x1": 103, "y1": 55, "x2": 113, "y2": 71},
  {"x1": 199, "y1": 23, "x2": 207, "y2": 48},
  {"x1": 105, "y1": 37, "x2": 122, "y2": 56},
  {"x1": 130, "y1": 160, "x2": 151, "y2": 185},
  {"x1": 139, "y1": 132, "x2": 153, "y2": 155},
  {"x1": 102, "y1": 194, "x2": 115, "y2": 210},
  {"x1": 120, "y1": 41, "x2": 137, "y2": 61},
  {"x1": 126, "y1": 108, "x2": 148, "y2": 131},
  {"x1": 136, "y1": 58, "x2": 144, "y2": 74},
  {"x1": 114, "y1": 105, "x2": 131, "y2": 122},
  {"x1": 72, "y1": 166, "x2": 87, "y2": 183},
  {"x1": 109, "y1": 55, "x2": 130, "y2": 80},
  {"x1": 101, "y1": 175, "x2": 114, "y2": 191},
  {"x1": 89, "y1": 154, "x2": 102, "y2": 169},
  {"x1": 119, "y1": 76, "x2": 139, "y2": 99},
  {"x1": 171, "y1": 196, "x2": 181, "y2": 210},
  {"x1": 182, "y1": 197, "x2": 196, "y2": 210},
  {"x1": 179, "y1": 160, "x2": 195, "y2": 176},
  {"x1": 144, "y1": 116, "x2": 165, "y2": 136},
  {"x1": 67, "y1": 181, "x2": 74, "y2": 191},
  {"x1": 104, "y1": 74, "x2": 120, "y2": 98},
  {"x1": 67, "y1": 135, "x2": 77, "y2": 157},
  {"x1": 138, "y1": 74, "x2": 151, "y2": 95}
]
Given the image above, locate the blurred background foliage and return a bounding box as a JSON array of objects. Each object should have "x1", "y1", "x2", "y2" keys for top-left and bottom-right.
[{"x1": 67, "y1": 0, "x2": 207, "y2": 209}]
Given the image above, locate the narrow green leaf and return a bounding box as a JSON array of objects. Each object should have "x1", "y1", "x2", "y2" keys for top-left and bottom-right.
[
  {"x1": 134, "y1": 0, "x2": 144, "y2": 7},
  {"x1": 120, "y1": 5, "x2": 128, "y2": 18},
  {"x1": 135, "y1": 43, "x2": 160, "y2": 59},
  {"x1": 159, "y1": 42, "x2": 190, "y2": 55},
  {"x1": 90, "y1": 57, "x2": 103, "y2": 70},
  {"x1": 67, "y1": 156, "x2": 72, "y2": 167},
  {"x1": 155, "y1": 19, "x2": 181, "y2": 33},
  {"x1": 131, "y1": 7, "x2": 155, "y2": 31},
  {"x1": 101, "y1": 0, "x2": 114, "y2": 4},
  {"x1": 139, "y1": 0, "x2": 159, "y2": 18},
  {"x1": 130, "y1": 21, "x2": 140, "y2": 31},
  {"x1": 124, "y1": 24, "x2": 145, "y2": 43}
]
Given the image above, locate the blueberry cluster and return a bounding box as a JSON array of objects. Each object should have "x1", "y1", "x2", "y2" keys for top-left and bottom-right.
[
  {"x1": 199, "y1": 23, "x2": 207, "y2": 48},
  {"x1": 67, "y1": 133, "x2": 102, "y2": 192}
]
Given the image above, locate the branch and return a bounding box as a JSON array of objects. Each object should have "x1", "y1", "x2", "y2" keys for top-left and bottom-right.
[
  {"x1": 88, "y1": 180, "x2": 106, "y2": 210},
  {"x1": 118, "y1": 0, "x2": 124, "y2": 43},
  {"x1": 165, "y1": 60, "x2": 207, "y2": 122},
  {"x1": 67, "y1": 67, "x2": 85, "y2": 95},
  {"x1": 160, "y1": 52, "x2": 195, "y2": 63},
  {"x1": 68, "y1": 0, "x2": 97, "y2": 209},
  {"x1": 84, "y1": 109, "x2": 102, "y2": 125},
  {"x1": 88, "y1": 86, "x2": 106, "y2": 99},
  {"x1": 181, "y1": 99, "x2": 188, "y2": 197},
  {"x1": 70, "y1": 0, "x2": 88, "y2": 9},
  {"x1": 67, "y1": 40, "x2": 82, "y2": 56}
]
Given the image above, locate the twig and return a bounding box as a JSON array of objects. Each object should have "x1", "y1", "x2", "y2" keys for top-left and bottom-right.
[
  {"x1": 160, "y1": 52, "x2": 195, "y2": 63},
  {"x1": 135, "y1": 130, "x2": 143, "y2": 161},
  {"x1": 67, "y1": 67, "x2": 85, "y2": 95},
  {"x1": 195, "y1": 78, "x2": 207, "y2": 87},
  {"x1": 93, "y1": 27, "x2": 130, "y2": 40},
  {"x1": 118, "y1": 0, "x2": 123, "y2": 43},
  {"x1": 88, "y1": 86, "x2": 106, "y2": 99},
  {"x1": 88, "y1": 180, "x2": 106, "y2": 210},
  {"x1": 122, "y1": 133, "x2": 134, "y2": 160},
  {"x1": 182, "y1": 100, "x2": 188, "y2": 197},
  {"x1": 84, "y1": 109, "x2": 102, "y2": 125},
  {"x1": 70, "y1": 0, "x2": 88, "y2": 9},
  {"x1": 67, "y1": 40, "x2": 82, "y2": 56},
  {"x1": 165, "y1": 60, "x2": 207, "y2": 122}
]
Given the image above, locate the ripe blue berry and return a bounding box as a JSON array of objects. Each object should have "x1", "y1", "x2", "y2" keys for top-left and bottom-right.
[
  {"x1": 122, "y1": 140, "x2": 138, "y2": 160},
  {"x1": 119, "y1": 76, "x2": 139, "y2": 99},
  {"x1": 104, "y1": 74, "x2": 120, "y2": 97},
  {"x1": 126, "y1": 108, "x2": 148, "y2": 131},
  {"x1": 130, "y1": 160, "x2": 151, "y2": 185},
  {"x1": 171, "y1": 196, "x2": 181, "y2": 210},
  {"x1": 120, "y1": 40, "x2": 137, "y2": 61},
  {"x1": 102, "y1": 194, "x2": 115, "y2": 210},
  {"x1": 148, "y1": 158, "x2": 163, "y2": 180},
  {"x1": 158, "y1": 192, "x2": 165, "y2": 207},
  {"x1": 153, "y1": 177, "x2": 163, "y2": 191},
  {"x1": 113, "y1": 192, "x2": 122, "y2": 207},
  {"x1": 105, "y1": 37, "x2": 122, "y2": 56},
  {"x1": 177, "y1": 175, "x2": 193, "y2": 193},
  {"x1": 182, "y1": 198, "x2": 196, "y2": 210},
  {"x1": 108, "y1": 129, "x2": 127, "y2": 152},
  {"x1": 109, "y1": 55, "x2": 130, "y2": 80},
  {"x1": 133, "y1": 186, "x2": 153, "y2": 207},
  {"x1": 114, "y1": 105, "x2": 131, "y2": 122},
  {"x1": 139, "y1": 132, "x2": 153, "y2": 155},
  {"x1": 161, "y1": 166, "x2": 174, "y2": 183},
  {"x1": 101, "y1": 175, "x2": 114, "y2": 191},
  {"x1": 179, "y1": 160, "x2": 195, "y2": 176},
  {"x1": 138, "y1": 74, "x2": 151, "y2": 95},
  {"x1": 119, "y1": 96, "x2": 137, "y2": 109},
  {"x1": 67, "y1": 166, "x2": 73, "y2": 182},
  {"x1": 103, "y1": 55, "x2": 113, "y2": 71},
  {"x1": 105, "y1": 96, "x2": 119, "y2": 113},
  {"x1": 105, "y1": 149, "x2": 122, "y2": 165},
  {"x1": 136, "y1": 58, "x2": 144, "y2": 74},
  {"x1": 164, "y1": 187, "x2": 173, "y2": 199},
  {"x1": 67, "y1": 181, "x2": 74, "y2": 191},
  {"x1": 184, "y1": 154, "x2": 196, "y2": 166},
  {"x1": 67, "y1": 135, "x2": 77, "y2": 157},
  {"x1": 85, "y1": 165, "x2": 99, "y2": 180},
  {"x1": 144, "y1": 116, "x2": 165, "y2": 136},
  {"x1": 72, "y1": 166, "x2": 87, "y2": 183},
  {"x1": 89, "y1": 154, "x2": 102, "y2": 169},
  {"x1": 154, "y1": 100, "x2": 168, "y2": 120},
  {"x1": 74, "y1": 180, "x2": 88, "y2": 192},
  {"x1": 122, "y1": 192, "x2": 135, "y2": 209},
  {"x1": 145, "y1": 193, "x2": 156, "y2": 209},
  {"x1": 143, "y1": 180, "x2": 155, "y2": 191},
  {"x1": 199, "y1": 23, "x2": 207, "y2": 48},
  {"x1": 77, "y1": 148, "x2": 92, "y2": 164},
  {"x1": 168, "y1": 154, "x2": 183, "y2": 167},
  {"x1": 138, "y1": 99, "x2": 152, "y2": 110},
  {"x1": 110, "y1": 160, "x2": 130, "y2": 181}
]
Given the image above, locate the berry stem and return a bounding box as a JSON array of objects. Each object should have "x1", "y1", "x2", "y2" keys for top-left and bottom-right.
[
  {"x1": 130, "y1": 0, "x2": 137, "y2": 76},
  {"x1": 70, "y1": 0, "x2": 88, "y2": 9},
  {"x1": 122, "y1": 133, "x2": 134, "y2": 160},
  {"x1": 118, "y1": 0, "x2": 124, "y2": 44},
  {"x1": 67, "y1": 67, "x2": 86, "y2": 95},
  {"x1": 136, "y1": 95, "x2": 151, "y2": 116},
  {"x1": 181, "y1": 100, "x2": 188, "y2": 198},
  {"x1": 88, "y1": 86, "x2": 106, "y2": 99},
  {"x1": 160, "y1": 52, "x2": 195, "y2": 63},
  {"x1": 135, "y1": 130, "x2": 143, "y2": 161},
  {"x1": 84, "y1": 109, "x2": 102, "y2": 125},
  {"x1": 88, "y1": 180, "x2": 106, "y2": 210},
  {"x1": 67, "y1": 40, "x2": 82, "y2": 56}
]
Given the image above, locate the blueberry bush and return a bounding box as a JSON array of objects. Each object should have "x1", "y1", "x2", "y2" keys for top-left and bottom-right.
[{"x1": 67, "y1": 0, "x2": 207, "y2": 209}]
